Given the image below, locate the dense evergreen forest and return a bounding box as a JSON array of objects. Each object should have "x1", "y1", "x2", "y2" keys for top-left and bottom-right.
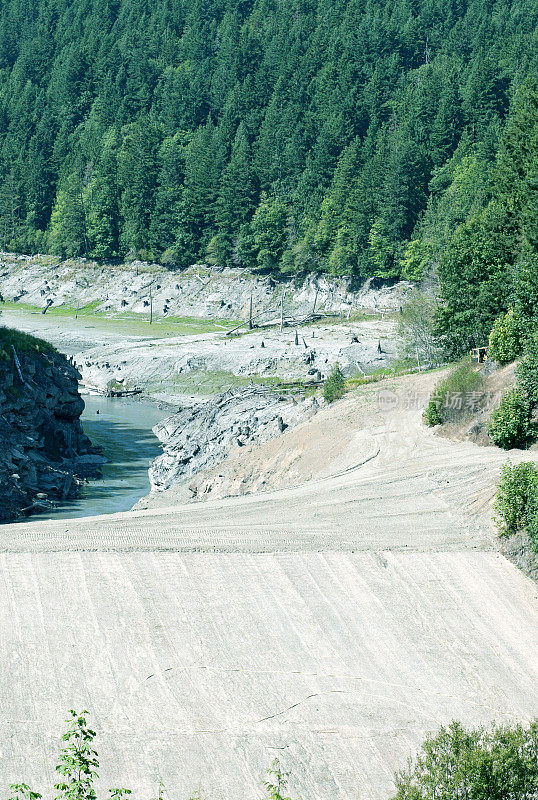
[{"x1": 0, "y1": 0, "x2": 536, "y2": 346}]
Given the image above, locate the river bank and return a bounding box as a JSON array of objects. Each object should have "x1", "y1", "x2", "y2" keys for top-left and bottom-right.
[
  {"x1": 1, "y1": 307, "x2": 400, "y2": 404},
  {"x1": 0, "y1": 255, "x2": 409, "y2": 401},
  {"x1": 1, "y1": 306, "x2": 400, "y2": 510},
  {"x1": 0, "y1": 328, "x2": 102, "y2": 522},
  {"x1": 0, "y1": 252, "x2": 413, "y2": 321}
]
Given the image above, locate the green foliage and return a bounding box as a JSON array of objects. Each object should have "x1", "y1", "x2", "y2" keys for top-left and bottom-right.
[
  {"x1": 7, "y1": 711, "x2": 299, "y2": 800},
  {"x1": 262, "y1": 760, "x2": 293, "y2": 800},
  {"x1": 8, "y1": 786, "x2": 42, "y2": 800},
  {"x1": 251, "y1": 195, "x2": 288, "y2": 272},
  {"x1": 0, "y1": 0, "x2": 533, "y2": 273},
  {"x1": 423, "y1": 364, "x2": 484, "y2": 426},
  {"x1": 487, "y1": 328, "x2": 538, "y2": 449},
  {"x1": 393, "y1": 720, "x2": 538, "y2": 800},
  {"x1": 423, "y1": 400, "x2": 443, "y2": 427},
  {"x1": 54, "y1": 710, "x2": 99, "y2": 800},
  {"x1": 8, "y1": 711, "x2": 132, "y2": 800},
  {"x1": 434, "y1": 78, "x2": 538, "y2": 358},
  {"x1": 494, "y1": 461, "x2": 538, "y2": 549},
  {"x1": 0, "y1": 326, "x2": 55, "y2": 361},
  {"x1": 47, "y1": 172, "x2": 88, "y2": 259},
  {"x1": 488, "y1": 309, "x2": 527, "y2": 365},
  {"x1": 323, "y1": 363, "x2": 346, "y2": 404},
  {"x1": 516, "y1": 344, "x2": 538, "y2": 405},
  {"x1": 487, "y1": 387, "x2": 536, "y2": 450}
]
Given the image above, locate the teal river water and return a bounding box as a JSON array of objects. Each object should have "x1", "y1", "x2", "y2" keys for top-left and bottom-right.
[{"x1": 39, "y1": 394, "x2": 165, "y2": 519}]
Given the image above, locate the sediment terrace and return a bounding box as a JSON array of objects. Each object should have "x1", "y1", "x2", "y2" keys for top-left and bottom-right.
[{"x1": 1, "y1": 375, "x2": 537, "y2": 799}]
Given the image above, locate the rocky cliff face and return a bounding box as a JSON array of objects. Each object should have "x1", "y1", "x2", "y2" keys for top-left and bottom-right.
[{"x1": 0, "y1": 328, "x2": 100, "y2": 522}]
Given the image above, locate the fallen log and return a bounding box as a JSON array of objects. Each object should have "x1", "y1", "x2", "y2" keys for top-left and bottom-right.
[{"x1": 105, "y1": 388, "x2": 143, "y2": 398}]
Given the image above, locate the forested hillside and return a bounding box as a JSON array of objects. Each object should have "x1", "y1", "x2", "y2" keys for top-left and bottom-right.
[{"x1": 0, "y1": 0, "x2": 536, "y2": 307}]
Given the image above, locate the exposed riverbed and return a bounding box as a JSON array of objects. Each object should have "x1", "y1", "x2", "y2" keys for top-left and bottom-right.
[{"x1": 0, "y1": 296, "x2": 401, "y2": 518}]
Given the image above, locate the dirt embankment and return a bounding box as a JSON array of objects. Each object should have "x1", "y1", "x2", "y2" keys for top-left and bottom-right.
[
  {"x1": 148, "y1": 388, "x2": 320, "y2": 496},
  {"x1": 428, "y1": 361, "x2": 537, "y2": 579}
]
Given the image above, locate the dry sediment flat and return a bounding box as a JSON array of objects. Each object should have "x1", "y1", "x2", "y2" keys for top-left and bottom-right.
[{"x1": 1, "y1": 375, "x2": 537, "y2": 799}]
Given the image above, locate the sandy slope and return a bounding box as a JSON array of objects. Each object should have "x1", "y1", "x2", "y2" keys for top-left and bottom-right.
[{"x1": 1, "y1": 372, "x2": 537, "y2": 799}]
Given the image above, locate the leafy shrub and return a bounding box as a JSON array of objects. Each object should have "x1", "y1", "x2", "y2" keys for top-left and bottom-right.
[
  {"x1": 488, "y1": 308, "x2": 527, "y2": 365},
  {"x1": 423, "y1": 364, "x2": 484, "y2": 426},
  {"x1": 397, "y1": 289, "x2": 441, "y2": 367},
  {"x1": 423, "y1": 399, "x2": 443, "y2": 426},
  {"x1": 516, "y1": 344, "x2": 538, "y2": 405},
  {"x1": 262, "y1": 759, "x2": 294, "y2": 800},
  {"x1": 393, "y1": 720, "x2": 538, "y2": 800},
  {"x1": 494, "y1": 461, "x2": 538, "y2": 549},
  {"x1": 487, "y1": 387, "x2": 536, "y2": 449},
  {"x1": 323, "y1": 363, "x2": 346, "y2": 403}
]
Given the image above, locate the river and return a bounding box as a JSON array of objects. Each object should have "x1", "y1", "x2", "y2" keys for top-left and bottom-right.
[{"x1": 38, "y1": 394, "x2": 165, "y2": 519}]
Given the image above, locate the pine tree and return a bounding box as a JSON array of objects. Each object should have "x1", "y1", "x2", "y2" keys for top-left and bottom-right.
[
  {"x1": 117, "y1": 118, "x2": 160, "y2": 257},
  {"x1": 47, "y1": 171, "x2": 88, "y2": 258},
  {"x1": 87, "y1": 130, "x2": 120, "y2": 259},
  {"x1": 214, "y1": 123, "x2": 257, "y2": 266},
  {"x1": 174, "y1": 120, "x2": 222, "y2": 263}
]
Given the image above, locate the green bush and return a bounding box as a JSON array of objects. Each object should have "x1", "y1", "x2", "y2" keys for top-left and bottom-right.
[
  {"x1": 488, "y1": 308, "x2": 527, "y2": 365},
  {"x1": 487, "y1": 387, "x2": 536, "y2": 449},
  {"x1": 323, "y1": 363, "x2": 346, "y2": 403},
  {"x1": 423, "y1": 399, "x2": 443, "y2": 426},
  {"x1": 494, "y1": 461, "x2": 538, "y2": 549},
  {"x1": 516, "y1": 344, "x2": 538, "y2": 405},
  {"x1": 423, "y1": 364, "x2": 484, "y2": 426},
  {"x1": 393, "y1": 720, "x2": 538, "y2": 800}
]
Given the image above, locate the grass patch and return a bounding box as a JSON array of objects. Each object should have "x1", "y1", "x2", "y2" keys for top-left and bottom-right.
[
  {"x1": 0, "y1": 325, "x2": 56, "y2": 361},
  {"x1": 163, "y1": 369, "x2": 287, "y2": 395},
  {"x1": 1, "y1": 302, "x2": 239, "y2": 337}
]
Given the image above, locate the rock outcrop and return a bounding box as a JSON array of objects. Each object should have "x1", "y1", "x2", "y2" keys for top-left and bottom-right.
[
  {"x1": 149, "y1": 387, "x2": 319, "y2": 494},
  {"x1": 0, "y1": 328, "x2": 101, "y2": 521}
]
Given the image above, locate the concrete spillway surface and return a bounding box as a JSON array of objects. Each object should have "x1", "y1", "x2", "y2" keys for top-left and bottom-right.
[{"x1": 0, "y1": 551, "x2": 536, "y2": 799}]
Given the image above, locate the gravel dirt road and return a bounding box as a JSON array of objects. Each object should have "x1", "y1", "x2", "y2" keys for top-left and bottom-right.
[{"x1": 1, "y1": 372, "x2": 537, "y2": 799}]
